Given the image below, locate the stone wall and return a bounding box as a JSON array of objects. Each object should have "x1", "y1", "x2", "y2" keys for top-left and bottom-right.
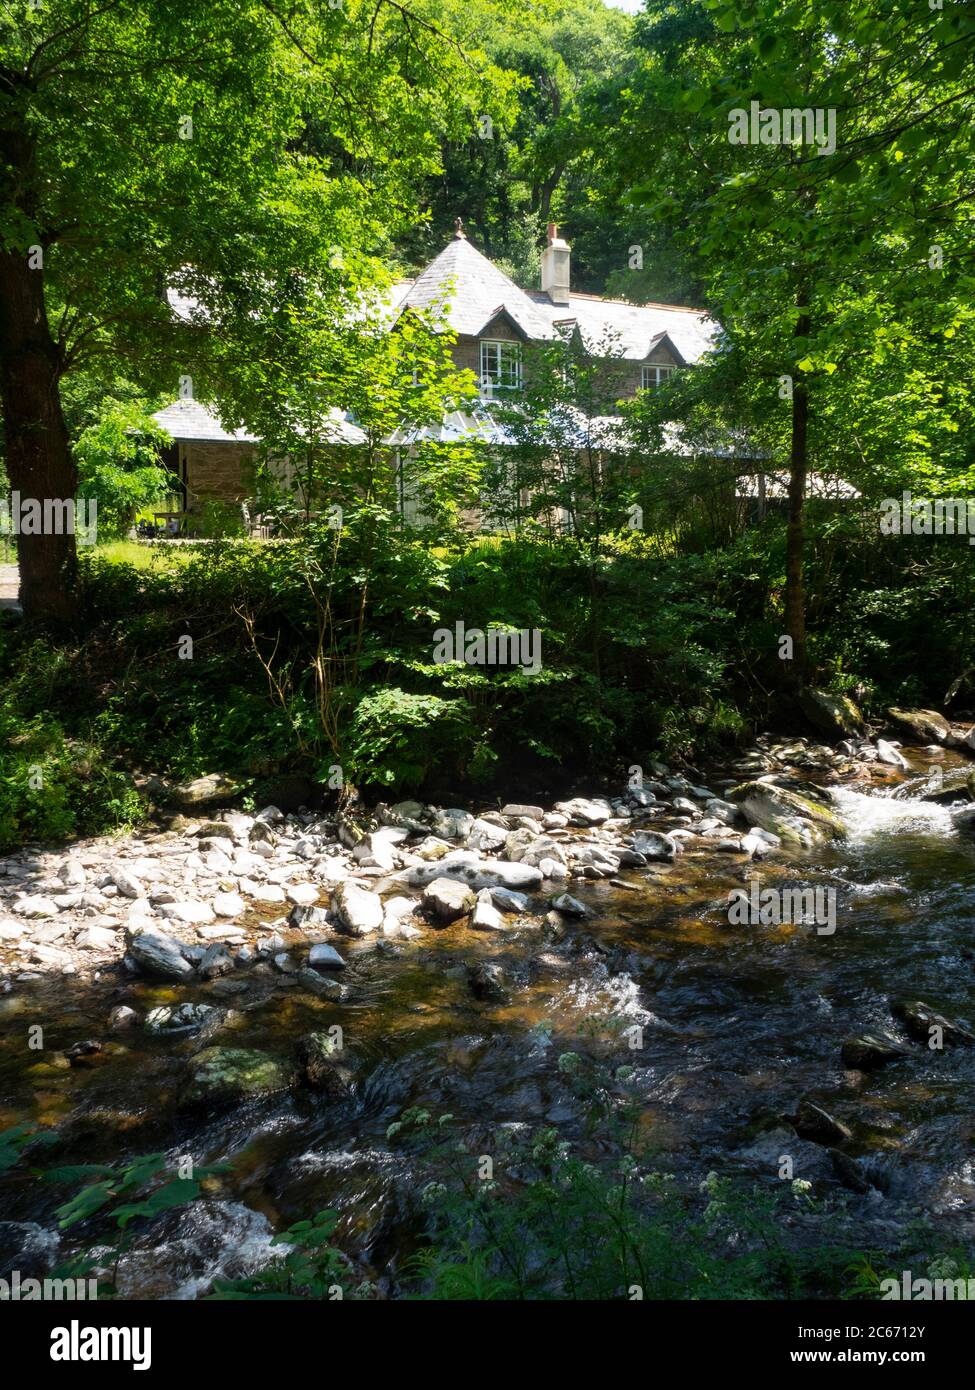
[{"x1": 183, "y1": 443, "x2": 256, "y2": 508}]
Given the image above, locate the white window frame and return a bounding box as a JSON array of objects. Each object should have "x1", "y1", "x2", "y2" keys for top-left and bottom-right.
[
  {"x1": 641, "y1": 364, "x2": 675, "y2": 390},
  {"x1": 480, "y1": 339, "x2": 523, "y2": 395}
]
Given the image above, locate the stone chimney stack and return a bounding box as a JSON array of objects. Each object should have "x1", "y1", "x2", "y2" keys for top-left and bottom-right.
[{"x1": 540, "y1": 223, "x2": 571, "y2": 306}]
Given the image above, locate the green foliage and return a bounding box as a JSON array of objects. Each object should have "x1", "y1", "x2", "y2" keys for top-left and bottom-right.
[
  {"x1": 0, "y1": 636, "x2": 144, "y2": 851},
  {"x1": 0, "y1": 1123, "x2": 59, "y2": 1175},
  {"x1": 74, "y1": 402, "x2": 172, "y2": 540},
  {"x1": 348, "y1": 688, "x2": 477, "y2": 791}
]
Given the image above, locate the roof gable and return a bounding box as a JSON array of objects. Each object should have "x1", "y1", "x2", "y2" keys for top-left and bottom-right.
[{"x1": 394, "y1": 237, "x2": 553, "y2": 341}]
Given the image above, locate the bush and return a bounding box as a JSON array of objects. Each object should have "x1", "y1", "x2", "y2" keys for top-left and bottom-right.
[{"x1": 347, "y1": 687, "x2": 478, "y2": 791}]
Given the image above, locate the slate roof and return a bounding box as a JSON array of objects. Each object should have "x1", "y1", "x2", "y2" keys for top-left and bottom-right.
[
  {"x1": 166, "y1": 236, "x2": 718, "y2": 366},
  {"x1": 153, "y1": 399, "x2": 259, "y2": 444},
  {"x1": 529, "y1": 290, "x2": 718, "y2": 364},
  {"x1": 391, "y1": 235, "x2": 719, "y2": 364},
  {"x1": 153, "y1": 399, "x2": 364, "y2": 446},
  {"x1": 392, "y1": 237, "x2": 555, "y2": 340}
]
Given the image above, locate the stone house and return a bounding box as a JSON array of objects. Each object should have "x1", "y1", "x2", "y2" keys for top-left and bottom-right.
[{"x1": 152, "y1": 223, "x2": 720, "y2": 526}]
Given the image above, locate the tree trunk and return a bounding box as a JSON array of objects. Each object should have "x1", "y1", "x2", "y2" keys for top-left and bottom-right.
[
  {"x1": 0, "y1": 248, "x2": 78, "y2": 622},
  {"x1": 784, "y1": 366, "x2": 809, "y2": 686}
]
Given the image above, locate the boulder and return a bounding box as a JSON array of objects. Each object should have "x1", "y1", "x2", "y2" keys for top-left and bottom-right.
[
  {"x1": 125, "y1": 926, "x2": 194, "y2": 980},
  {"x1": 467, "y1": 962, "x2": 509, "y2": 1003},
  {"x1": 554, "y1": 797, "x2": 612, "y2": 826},
  {"x1": 286, "y1": 882, "x2": 320, "y2": 908},
  {"x1": 199, "y1": 944, "x2": 234, "y2": 980},
  {"x1": 798, "y1": 687, "x2": 865, "y2": 738},
  {"x1": 14, "y1": 895, "x2": 59, "y2": 919},
  {"x1": 490, "y1": 886, "x2": 529, "y2": 914},
  {"x1": 407, "y1": 855, "x2": 543, "y2": 892},
  {"x1": 296, "y1": 1032, "x2": 353, "y2": 1095},
  {"x1": 288, "y1": 903, "x2": 330, "y2": 930},
  {"x1": 185, "y1": 1047, "x2": 290, "y2": 1102},
  {"x1": 308, "y1": 942, "x2": 346, "y2": 971},
  {"x1": 887, "y1": 707, "x2": 951, "y2": 745},
  {"x1": 212, "y1": 891, "x2": 246, "y2": 918},
  {"x1": 841, "y1": 1032, "x2": 911, "y2": 1071},
  {"x1": 423, "y1": 877, "x2": 476, "y2": 923},
  {"x1": 297, "y1": 967, "x2": 348, "y2": 1000},
  {"x1": 430, "y1": 808, "x2": 474, "y2": 841},
  {"x1": 109, "y1": 866, "x2": 145, "y2": 899},
  {"x1": 875, "y1": 740, "x2": 909, "y2": 769},
  {"x1": 146, "y1": 1002, "x2": 218, "y2": 1035},
  {"x1": 170, "y1": 773, "x2": 243, "y2": 808},
  {"x1": 892, "y1": 998, "x2": 975, "y2": 1047},
  {"x1": 158, "y1": 900, "x2": 216, "y2": 925},
  {"x1": 471, "y1": 891, "x2": 505, "y2": 931},
  {"x1": 331, "y1": 880, "x2": 383, "y2": 936},
  {"x1": 630, "y1": 830, "x2": 680, "y2": 861},
  {"x1": 728, "y1": 780, "x2": 846, "y2": 847},
  {"x1": 466, "y1": 818, "x2": 508, "y2": 854},
  {"x1": 551, "y1": 893, "x2": 589, "y2": 917},
  {"x1": 793, "y1": 1100, "x2": 852, "y2": 1146},
  {"x1": 74, "y1": 925, "x2": 118, "y2": 952},
  {"x1": 108, "y1": 1005, "x2": 140, "y2": 1032}
]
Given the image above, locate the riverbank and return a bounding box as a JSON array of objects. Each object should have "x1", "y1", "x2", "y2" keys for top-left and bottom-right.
[{"x1": 2, "y1": 723, "x2": 975, "y2": 1297}]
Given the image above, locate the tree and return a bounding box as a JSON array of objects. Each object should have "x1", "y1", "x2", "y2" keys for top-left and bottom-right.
[
  {"x1": 74, "y1": 401, "x2": 171, "y2": 540},
  {"x1": 0, "y1": 0, "x2": 512, "y2": 621},
  {"x1": 595, "y1": 0, "x2": 975, "y2": 685}
]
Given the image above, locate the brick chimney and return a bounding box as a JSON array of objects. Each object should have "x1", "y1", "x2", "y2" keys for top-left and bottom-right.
[{"x1": 541, "y1": 223, "x2": 570, "y2": 305}]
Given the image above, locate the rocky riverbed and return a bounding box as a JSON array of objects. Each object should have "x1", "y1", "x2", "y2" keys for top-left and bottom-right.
[{"x1": 2, "y1": 715, "x2": 975, "y2": 1295}]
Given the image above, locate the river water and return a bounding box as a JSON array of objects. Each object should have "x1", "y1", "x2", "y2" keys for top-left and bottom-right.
[{"x1": 2, "y1": 752, "x2": 974, "y2": 1296}]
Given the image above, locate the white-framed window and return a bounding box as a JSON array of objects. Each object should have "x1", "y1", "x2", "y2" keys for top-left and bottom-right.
[
  {"x1": 480, "y1": 339, "x2": 522, "y2": 395},
  {"x1": 641, "y1": 364, "x2": 675, "y2": 390}
]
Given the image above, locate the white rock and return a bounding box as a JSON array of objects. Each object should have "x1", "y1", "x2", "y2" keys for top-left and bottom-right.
[
  {"x1": 158, "y1": 900, "x2": 216, "y2": 924},
  {"x1": 110, "y1": 866, "x2": 145, "y2": 899},
  {"x1": 423, "y1": 877, "x2": 475, "y2": 922},
  {"x1": 382, "y1": 920, "x2": 422, "y2": 940},
  {"x1": 75, "y1": 925, "x2": 118, "y2": 951},
  {"x1": 431, "y1": 808, "x2": 474, "y2": 840},
  {"x1": 382, "y1": 895, "x2": 417, "y2": 920},
  {"x1": 554, "y1": 797, "x2": 612, "y2": 826},
  {"x1": 212, "y1": 891, "x2": 246, "y2": 918},
  {"x1": 472, "y1": 892, "x2": 505, "y2": 931},
  {"x1": 332, "y1": 880, "x2": 383, "y2": 935},
  {"x1": 13, "y1": 895, "x2": 58, "y2": 919},
  {"x1": 197, "y1": 924, "x2": 245, "y2": 941},
  {"x1": 876, "y1": 739, "x2": 909, "y2": 769},
  {"x1": 251, "y1": 884, "x2": 286, "y2": 905},
  {"x1": 286, "y1": 882, "x2": 320, "y2": 907}
]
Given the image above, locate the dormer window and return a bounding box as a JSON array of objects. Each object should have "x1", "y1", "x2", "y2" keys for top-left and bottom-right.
[
  {"x1": 641, "y1": 364, "x2": 675, "y2": 390},
  {"x1": 480, "y1": 340, "x2": 522, "y2": 395}
]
